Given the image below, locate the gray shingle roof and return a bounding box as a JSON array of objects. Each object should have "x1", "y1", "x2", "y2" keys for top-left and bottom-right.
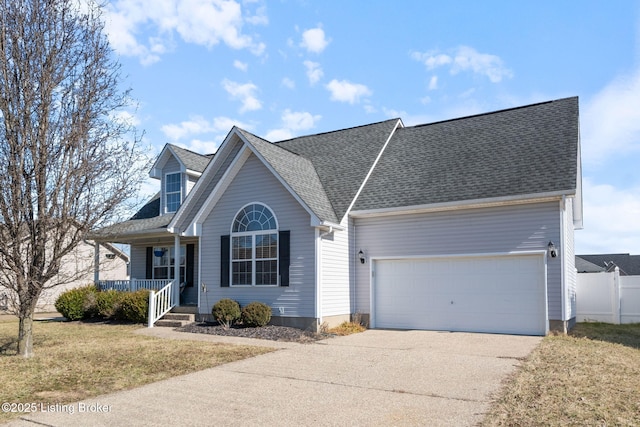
[
  {"x1": 130, "y1": 193, "x2": 160, "y2": 220},
  {"x1": 90, "y1": 193, "x2": 171, "y2": 240},
  {"x1": 352, "y1": 97, "x2": 579, "y2": 212},
  {"x1": 576, "y1": 254, "x2": 640, "y2": 276},
  {"x1": 575, "y1": 256, "x2": 606, "y2": 273},
  {"x1": 277, "y1": 119, "x2": 400, "y2": 221},
  {"x1": 237, "y1": 129, "x2": 339, "y2": 224},
  {"x1": 169, "y1": 144, "x2": 213, "y2": 173},
  {"x1": 94, "y1": 98, "x2": 580, "y2": 241}
]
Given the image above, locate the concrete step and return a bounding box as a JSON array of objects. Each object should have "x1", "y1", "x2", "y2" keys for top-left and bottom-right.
[
  {"x1": 154, "y1": 311, "x2": 195, "y2": 327},
  {"x1": 172, "y1": 306, "x2": 197, "y2": 314},
  {"x1": 154, "y1": 319, "x2": 187, "y2": 328},
  {"x1": 163, "y1": 313, "x2": 195, "y2": 321}
]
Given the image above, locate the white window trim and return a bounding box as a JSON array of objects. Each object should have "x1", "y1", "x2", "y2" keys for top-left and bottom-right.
[
  {"x1": 164, "y1": 172, "x2": 182, "y2": 214},
  {"x1": 230, "y1": 203, "x2": 279, "y2": 287},
  {"x1": 152, "y1": 245, "x2": 186, "y2": 281}
]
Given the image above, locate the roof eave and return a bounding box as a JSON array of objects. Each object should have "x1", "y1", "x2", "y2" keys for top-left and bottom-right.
[{"x1": 350, "y1": 190, "x2": 576, "y2": 218}]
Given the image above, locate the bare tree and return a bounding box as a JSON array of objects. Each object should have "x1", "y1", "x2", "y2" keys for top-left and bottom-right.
[{"x1": 0, "y1": 0, "x2": 148, "y2": 357}]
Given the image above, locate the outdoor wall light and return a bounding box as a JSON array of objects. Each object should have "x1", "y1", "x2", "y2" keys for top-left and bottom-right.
[
  {"x1": 105, "y1": 253, "x2": 115, "y2": 260},
  {"x1": 548, "y1": 241, "x2": 557, "y2": 258},
  {"x1": 358, "y1": 250, "x2": 366, "y2": 264},
  {"x1": 153, "y1": 249, "x2": 165, "y2": 258}
]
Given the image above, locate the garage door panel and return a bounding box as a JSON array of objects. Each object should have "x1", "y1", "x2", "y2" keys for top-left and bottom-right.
[{"x1": 373, "y1": 255, "x2": 546, "y2": 335}]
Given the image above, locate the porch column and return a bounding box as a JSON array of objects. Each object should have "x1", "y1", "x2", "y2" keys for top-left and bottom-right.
[
  {"x1": 93, "y1": 242, "x2": 100, "y2": 287},
  {"x1": 174, "y1": 234, "x2": 180, "y2": 306}
]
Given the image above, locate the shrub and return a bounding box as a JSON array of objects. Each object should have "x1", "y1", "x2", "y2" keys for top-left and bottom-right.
[
  {"x1": 116, "y1": 290, "x2": 149, "y2": 323},
  {"x1": 241, "y1": 302, "x2": 272, "y2": 327},
  {"x1": 328, "y1": 321, "x2": 366, "y2": 336},
  {"x1": 96, "y1": 290, "x2": 122, "y2": 319},
  {"x1": 55, "y1": 285, "x2": 98, "y2": 320},
  {"x1": 212, "y1": 299, "x2": 240, "y2": 328}
]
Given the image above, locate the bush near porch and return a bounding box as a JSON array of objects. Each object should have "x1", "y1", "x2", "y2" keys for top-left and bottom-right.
[{"x1": 55, "y1": 286, "x2": 149, "y2": 323}]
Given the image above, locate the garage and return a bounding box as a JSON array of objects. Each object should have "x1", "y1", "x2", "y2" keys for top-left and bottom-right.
[{"x1": 372, "y1": 254, "x2": 548, "y2": 335}]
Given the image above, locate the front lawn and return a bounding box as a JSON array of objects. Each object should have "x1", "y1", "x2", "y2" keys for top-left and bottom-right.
[
  {"x1": 0, "y1": 319, "x2": 273, "y2": 423},
  {"x1": 482, "y1": 322, "x2": 640, "y2": 426}
]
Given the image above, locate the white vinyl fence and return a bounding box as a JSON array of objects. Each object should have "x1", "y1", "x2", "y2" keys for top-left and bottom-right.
[{"x1": 576, "y1": 268, "x2": 640, "y2": 324}]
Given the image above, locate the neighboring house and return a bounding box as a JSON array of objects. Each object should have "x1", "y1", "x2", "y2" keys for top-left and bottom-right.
[
  {"x1": 576, "y1": 254, "x2": 640, "y2": 275},
  {"x1": 93, "y1": 97, "x2": 582, "y2": 335},
  {"x1": 0, "y1": 241, "x2": 128, "y2": 313}
]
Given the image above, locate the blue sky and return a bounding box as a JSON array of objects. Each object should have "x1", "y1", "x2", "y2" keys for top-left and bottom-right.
[{"x1": 103, "y1": 0, "x2": 640, "y2": 255}]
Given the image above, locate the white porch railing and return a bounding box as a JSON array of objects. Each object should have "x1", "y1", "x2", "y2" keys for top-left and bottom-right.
[
  {"x1": 148, "y1": 280, "x2": 176, "y2": 328},
  {"x1": 98, "y1": 279, "x2": 172, "y2": 292}
]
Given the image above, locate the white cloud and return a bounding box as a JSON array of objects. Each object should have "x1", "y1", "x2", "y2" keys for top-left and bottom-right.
[
  {"x1": 581, "y1": 69, "x2": 640, "y2": 166},
  {"x1": 303, "y1": 60, "x2": 323, "y2": 85},
  {"x1": 281, "y1": 77, "x2": 295, "y2": 89},
  {"x1": 411, "y1": 51, "x2": 452, "y2": 69},
  {"x1": 265, "y1": 109, "x2": 321, "y2": 141},
  {"x1": 104, "y1": 0, "x2": 266, "y2": 65},
  {"x1": 412, "y1": 46, "x2": 512, "y2": 83},
  {"x1": 325, "y1": 79, "x2": 372, "y2": 104},
  {"x1": 576, "y1": 178, "x2": 640, "y2": 254},
  {"x1": 281, "y1": 109, "x2": 321, "y2": 130},
  {"x1": 161, "y1": 116, "x2": 213, "y2": 140},
  {"x1": 264, "y1": 128, "x2": 293, "y2": 141},
  {"x1": 428, "y1": 75, "x2": 438, "y2": 90},
  {"x1": 221, "y1": 79, "x2": 262, "y2": 113},
  {"x1": 184, "y1": 138, "x2": 219, "y2": 154},
  {"x1": 160, "y1": 115, "x2": 252, "y2": 152},
  {"x1": 300, "y1": 26, "x2": 330, "y2": 53},
  {"x1": 233, "y1": 60, "x2": 248, "y2": 71}
]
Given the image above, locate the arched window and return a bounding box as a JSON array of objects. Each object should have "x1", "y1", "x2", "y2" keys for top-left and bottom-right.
[{"x1": 230, "y1": 203, "x2": 278, "y2": 286}]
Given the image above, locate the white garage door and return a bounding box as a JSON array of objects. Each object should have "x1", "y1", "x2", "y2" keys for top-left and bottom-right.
[{"x1": 373, "y1": 254, "x2": 547, "y2": 335}]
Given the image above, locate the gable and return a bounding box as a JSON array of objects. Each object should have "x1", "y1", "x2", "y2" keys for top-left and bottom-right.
[
  {"x1": 277, "y1": 118, "x2": 401, "y2": 220},
  {"x1": 150, "y1": 144, "x2": 212, "y2": 179}
]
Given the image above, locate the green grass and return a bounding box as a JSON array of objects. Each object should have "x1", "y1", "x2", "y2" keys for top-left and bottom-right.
[
  {"x1": 0, "y1": 319, "x2": 274, "y2": 423},
  {"x1": 482, "y1": 323, "x2": 640, "y2": 426}
]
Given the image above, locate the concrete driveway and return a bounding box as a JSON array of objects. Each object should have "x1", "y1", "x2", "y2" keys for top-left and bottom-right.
[{"x1": 7, "y1": 329, "x2": 541, "y2": 427}]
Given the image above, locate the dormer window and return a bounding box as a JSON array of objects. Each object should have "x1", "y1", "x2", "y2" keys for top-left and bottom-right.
[{"x1": 165, "y1": 172, "x2": 182, "y2": 213}]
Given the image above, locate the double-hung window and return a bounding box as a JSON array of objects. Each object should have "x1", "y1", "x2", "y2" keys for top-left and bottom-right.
[
  {"x1": 231, "y1": 203, "x2": 278, "y2": 286},
  {"x1": 165, "y1": 172, "x2": 182, "y2": 213},
  {"x1": 152, "y1": 246, "x2": 186, "y2": 283}
]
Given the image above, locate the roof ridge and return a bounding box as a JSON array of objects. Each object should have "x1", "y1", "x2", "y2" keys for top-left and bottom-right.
[
  {"x1": 407, "y1": 96, "x2": 578, "y2": 130},
  {"x1": 167, "y1": 143, "x2": 213, "y2": 158},
  {"x1": 236, "y1": 127, "x2": 306, "y2": 158},
  {"x1": 273, "y1": 118, "x2": 400, "y2": 145}
]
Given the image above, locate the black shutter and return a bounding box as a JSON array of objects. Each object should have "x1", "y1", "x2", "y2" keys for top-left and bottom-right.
[
  {"x1": 220, "y1": 235, "x2": 230, "y2": 287},
  {"x1": 145, "y1": 247, "x2": 153, "y2": 279},
  {"x1": 279, "y1": 230, "x2": 290, "y2": 287},
  {"x1": 186, "y1": 244, "x2": 195, "y2": 287}
]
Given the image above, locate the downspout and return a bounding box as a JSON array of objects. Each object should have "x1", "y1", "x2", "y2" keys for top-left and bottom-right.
[
  {"x1": 315, "y1": 228, "x2": 322, "y2": 329},
  {"x1": 559, "y1": 196, "x2": 567, "y2": 326}
]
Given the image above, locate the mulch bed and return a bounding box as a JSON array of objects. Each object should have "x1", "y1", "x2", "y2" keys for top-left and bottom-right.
[{"x1": 177, "y1": 322, "x2": 332, "y2": 343}]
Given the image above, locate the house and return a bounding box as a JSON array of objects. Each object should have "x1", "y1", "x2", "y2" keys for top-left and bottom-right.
[
  {"x1": 576, "y1": 254, "x2": 640, "y2": 275},
  {"x1": 93, "y1": 97, "x2": 582, "y2": 335},
  {"x1": 0, "y1": 241, "x2": 128, "y2": 313}
]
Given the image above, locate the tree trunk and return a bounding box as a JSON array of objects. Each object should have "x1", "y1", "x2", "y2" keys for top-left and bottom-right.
[{"x1": 17, "y1": 305, "x2": 35, "y2": 358}]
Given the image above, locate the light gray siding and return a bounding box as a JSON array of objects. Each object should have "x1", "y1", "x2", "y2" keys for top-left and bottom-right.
[
  {"x1": 320, "y1": 217, "x2": 351, "y2": 317},
  {"x1": 200, "y1": 153, "x2": 316, "y2": 318},
  {"x1": 563, "y1": 197, "x2": 577, "y2": 321},
  {"x1": 175, "y1": 140, "x2": 243, "y2": 232},
  {"x1": 353, "y1": 201, "x2": 564, "y2": 320},
  {"x1": 186, "y1": 175, "x2": 198, "y2": 196}
]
